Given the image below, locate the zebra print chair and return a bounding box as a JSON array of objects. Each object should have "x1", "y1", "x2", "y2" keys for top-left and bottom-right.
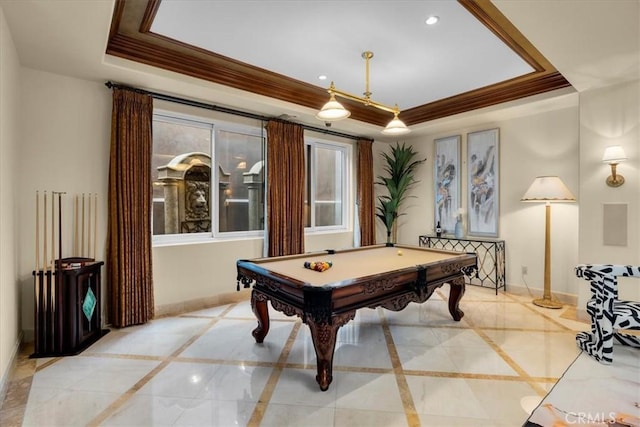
[{"x1": 575, "y1": 264, "x2": 640, "y2": 364}]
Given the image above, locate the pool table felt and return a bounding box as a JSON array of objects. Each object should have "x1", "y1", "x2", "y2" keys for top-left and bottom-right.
[{"x1": 250, "y1": 246, "x2": 463, "y2": 287}]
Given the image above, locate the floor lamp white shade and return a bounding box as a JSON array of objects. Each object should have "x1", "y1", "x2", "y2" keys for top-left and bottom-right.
[{"x1": 521, "y1": 176, "x2": 576, "y2": 309}]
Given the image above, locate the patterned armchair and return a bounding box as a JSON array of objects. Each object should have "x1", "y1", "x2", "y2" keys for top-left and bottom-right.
[{"x1": 575, "y1": 264, "x2": 640, "y2": 363}]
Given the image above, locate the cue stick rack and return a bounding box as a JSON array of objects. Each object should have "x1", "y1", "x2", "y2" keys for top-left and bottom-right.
[{"x1": 31, "y1": 190, "x2": 106, "y2": 358}]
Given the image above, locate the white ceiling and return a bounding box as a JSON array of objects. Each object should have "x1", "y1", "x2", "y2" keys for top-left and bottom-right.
[
  {"x1": 494, "y1": 0, "x2": 640, "y2": 94},
  {"x1": 151, "y1": 1, "x2": 533, "y2": 110},
  {"x1": 0, "y1": 0, "x2": 638, "y2": 140}
]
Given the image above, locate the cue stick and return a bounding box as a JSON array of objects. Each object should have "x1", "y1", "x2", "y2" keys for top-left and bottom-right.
[
  {"x1": 50, "y1": 192, "x2": 57, "y2": 351},
  {"x1": 55, "y1": 192, "x2": 64, "y2": 267},
  {"x1": 88, "y1": 192, "x2": 92, "y2": 259},
  {"x1": 55, "y1": 191, "x2": 65, "y2": 353},
  {"x1": 44, "y1": 269, "x2": 51, "y2": 352},
  {"x1": 81, "y1": 193, "x2": 85, "y2": 257},
  {"x1": 34, "y1": 191, "x2": 40, "y2": 353},
  {"x1": 93, "y1": 193, "x2": 97, "y2": 260},
  {"x1": 35, "y1": 191, "x2": 39, "y2": 272},
  {"x1": 74, "y1": 195, "x2": 78, "y2": 256},
  {"x1": 43, "y1": 192, "x2": 47, "y2": 271},
  {"x1": 50, "y1": 192, "x2": 54, "y2": 269},
  {"x1": 36, "y1": 259, "x2": 44, "y2": 354}
]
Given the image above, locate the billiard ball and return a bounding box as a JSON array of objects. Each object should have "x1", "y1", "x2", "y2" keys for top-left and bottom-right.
[{"x1": 397, "y1": 250, "x2": 403, "y2": 256}]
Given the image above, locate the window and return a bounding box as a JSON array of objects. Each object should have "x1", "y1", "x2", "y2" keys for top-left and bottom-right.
[
  {"x1": 152, "y1": 109, "x2": 351, "y2": 244},
  {"x1": 215, "y1": 127, "x2": 265, "y2": 234},
  {"x1": 304, "y1": 138, "x2": 350, "y2": 231},
  {"x1": 152, "y1": 111, "x2": 264, "y2": 242}
]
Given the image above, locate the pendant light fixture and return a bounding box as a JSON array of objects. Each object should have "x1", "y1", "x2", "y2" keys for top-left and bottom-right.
[{"x1": 316, "y1": 51, "x2": 410, "y2": 136}]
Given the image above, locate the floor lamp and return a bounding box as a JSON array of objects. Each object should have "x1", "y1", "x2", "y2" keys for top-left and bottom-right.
[{"x1": 521, "y1": 176, "x2": 576, "y2": 309}]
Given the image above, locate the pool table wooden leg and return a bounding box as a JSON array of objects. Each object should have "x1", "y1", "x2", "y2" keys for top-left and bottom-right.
[
  {"x1": 448, "y1": 277, "x2": 466, "y2": 321},
  {"x1": 307, "y1": 320, "x2": 338, "y2": 391},
  {"x1": 306, "y1": 310, "x2": 356, "y2": 391},
  {"x1": 251, "y1": 290, "x2": 270, "y2": 343}
]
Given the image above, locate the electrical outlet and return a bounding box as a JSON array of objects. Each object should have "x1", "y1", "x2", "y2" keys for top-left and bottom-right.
[{"x1": 521, "y1": 265, "x2": 528, "y2": 275}]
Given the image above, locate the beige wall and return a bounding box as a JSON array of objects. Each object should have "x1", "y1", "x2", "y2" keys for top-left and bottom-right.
[
  {"x1": 16, "y1": 68, "x2": 359, "y2": 328},
  {"x1": 0, "y1": 6, "x2": 21, "y2": 390},
  {"x1": 14, "y1": 65, "x2": 636, "y2": 338},
  {"x1": 152, "y1": 231, "x2": 355, "y2": 313},
  {"x1": 18, "y1": 69, "x2": 111, "y2": 336},
  {"x1": 15, "y1": 69, "x2": 585, "y2": 341},
  {"x1": 578, "y1": 80, "x2": 640, "y2": 304},
  {"x1": 374, "y1": 101, "x2": 581, "y2": 298},
  {"x1": 6, "y1": 35, "x2": 637, "y2": 383}
]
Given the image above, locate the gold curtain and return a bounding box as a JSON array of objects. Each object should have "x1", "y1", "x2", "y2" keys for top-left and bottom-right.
[
  {"x1": 357, "y1": 138, "x2": 376, "y2": 246},
  {"x1": 266, "y1": 120, "x2": 305, "y2": 257},
  {"x1": 107, "y1": 88, "x2": 154, "y2": 327}
]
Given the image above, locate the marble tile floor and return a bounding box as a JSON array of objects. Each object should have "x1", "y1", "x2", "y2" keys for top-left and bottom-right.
[{"x1": 0, "y1": 286, "x2": 594, "y2": 427}]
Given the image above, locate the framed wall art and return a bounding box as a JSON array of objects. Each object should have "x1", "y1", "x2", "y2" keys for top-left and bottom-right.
[
  {"x1": 467, "y1": 128, "x2": 499, "y2": 237},
  {"x1": 434, "y1": 135, "x2": 461, "y2": 235}
]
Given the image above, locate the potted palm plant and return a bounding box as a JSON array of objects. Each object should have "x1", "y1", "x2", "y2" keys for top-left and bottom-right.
[{"x1": 376, "y1": 142, "x2": 426, "y2": 245}]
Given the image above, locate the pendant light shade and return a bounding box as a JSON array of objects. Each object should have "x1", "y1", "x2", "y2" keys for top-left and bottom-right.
[
  {"x1": 315, "y1": 94, "x2": 351, "y2": 121},
  {"x1": 381, "y1": 114, "x2": 411, "y2": 135}
]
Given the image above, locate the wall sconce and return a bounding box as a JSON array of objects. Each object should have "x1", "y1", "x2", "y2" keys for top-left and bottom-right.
[{"x1": 602, "y1": 145, "x2": 627, "y2": 187}]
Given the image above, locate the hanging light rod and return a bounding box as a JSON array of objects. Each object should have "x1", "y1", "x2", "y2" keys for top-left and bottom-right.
[{"x1": 316, "y1": 51, "x2": 411, "y2": 136}]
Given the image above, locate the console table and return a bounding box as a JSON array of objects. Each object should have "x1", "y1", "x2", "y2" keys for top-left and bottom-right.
[{"x1": 419, "y1": 235, "x2": 506, "y2": 294}]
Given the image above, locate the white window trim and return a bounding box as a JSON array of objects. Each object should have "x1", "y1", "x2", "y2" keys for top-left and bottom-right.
[
  {"x1": 211, "y1": 122, "x2": 265, "y2": 239},
  {"x1": 152, "y1": 110, "x2": 265, "y2": 246},
  {"x1": 152, "y1": 109, "x2": 353, "y2": 246},
  {"x1": 304, "y1": 137, "x2": 351, "y2": 233}
]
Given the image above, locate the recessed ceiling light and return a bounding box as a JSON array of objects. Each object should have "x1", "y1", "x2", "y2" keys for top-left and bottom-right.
[
  {"x1": 318, "y1": 75, "x2": 327, "y2": 81},
  {"x1": 425, "y1": 16, "x2": 439, "y2": 25}
]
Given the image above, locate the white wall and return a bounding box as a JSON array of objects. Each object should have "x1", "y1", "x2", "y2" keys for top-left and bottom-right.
[
  {"x1": 0, "y1": 5, "x2": 22, "y2": 391},
  {"x1": 152, "y1": 231, "x2": 354, "y2": 311},
  {"x1": 374, "y1": 102, "x2": 580, "y2": 298},
  {"x1": 12, "y1": 50, "x2": 634, "y2": 346},
  {"x1": 16, "y1": 68, "x2": 358, "y2": 329},
  {"x1": 18, "y1": 69, "x2": 111, "y2": 335},
  {"x1": 578, "y1": 79, "x2": 640, "y2": 305}
]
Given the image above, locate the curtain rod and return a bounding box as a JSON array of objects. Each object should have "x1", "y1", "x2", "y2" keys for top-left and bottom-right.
[{"x1": 105, "y1": 81, "x2": 366, "y2": 141}]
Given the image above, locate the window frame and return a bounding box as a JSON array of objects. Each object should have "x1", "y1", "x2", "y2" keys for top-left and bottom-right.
[
  {"x1": 304, "y1": 136, "x2": 351, "y2": 233},
  {"x1": 151, "y1": 109, "x2": 353, "y2": 246},
  {"x1": 152, "y1": 110, "x2": 266, "y2": 246},
  {"x1": 211, "y1": 122, "x2": 266, "y2": 239}
]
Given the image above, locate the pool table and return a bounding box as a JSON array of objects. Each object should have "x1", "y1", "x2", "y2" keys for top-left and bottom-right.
[{"x1": 236, "y1": 244, "x2": 477, "y2": 391}]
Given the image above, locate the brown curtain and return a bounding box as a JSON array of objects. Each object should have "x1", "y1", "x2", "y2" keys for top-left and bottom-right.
[
  {"x1": 266, "y1": 120, "x2": 305, "y2": 257},
  {"x1": 357, "y1": 138, "x2": 376, "y2": 246},
  {"x1": 107, "y1": 88, "x2": 154, "y2": 327}
]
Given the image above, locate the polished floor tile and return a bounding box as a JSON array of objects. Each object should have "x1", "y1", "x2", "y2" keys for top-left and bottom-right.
[{"x1": 2, "y1": 286, "x2": 623, "y2": 427}]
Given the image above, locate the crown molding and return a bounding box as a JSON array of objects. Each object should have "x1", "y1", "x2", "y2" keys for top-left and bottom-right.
[{"x1": 106, "y1": 0, "x2": 572, "y2": 127}]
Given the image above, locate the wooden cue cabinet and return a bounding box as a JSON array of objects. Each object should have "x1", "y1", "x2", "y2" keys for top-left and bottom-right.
[{"x1": 32, "y1": 258, "x2": 107, "y2": 358}]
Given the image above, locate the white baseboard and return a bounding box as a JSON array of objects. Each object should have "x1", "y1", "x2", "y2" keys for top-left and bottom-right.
[
  {"x1": 503, "y1": 283, "x2": 578, "y2": 306},
  {"x1": 22, "y1": 328, "x2": 34, "y2": 343},
  {"x1": 155, "y1": 289, "x2": 251, "y2": 318},
  {"x1": 0, "y1": 331, "x2": 24, "y2": 404}
]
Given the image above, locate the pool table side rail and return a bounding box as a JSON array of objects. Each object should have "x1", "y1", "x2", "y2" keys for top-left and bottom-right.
[
  {"x1": 236, "y1": 249, "x2": 477, "y2": 317},
  {"x1": 236, "y1": 247, "x2": 476, "y2": 292}
]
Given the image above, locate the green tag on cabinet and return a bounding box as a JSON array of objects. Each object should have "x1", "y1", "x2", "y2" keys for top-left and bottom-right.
[{"x1": 83, "y1": 287, "x2": 96, "y2": 321}]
